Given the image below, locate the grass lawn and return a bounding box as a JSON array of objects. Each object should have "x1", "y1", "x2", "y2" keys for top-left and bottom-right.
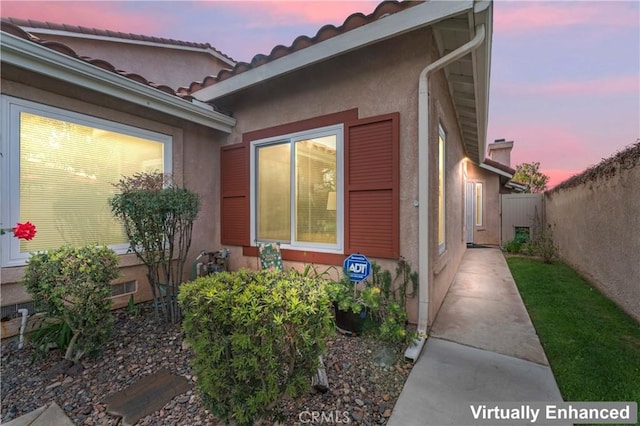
[{"x1": 506, "y1": 256, "x2": 640, "y2": 404}]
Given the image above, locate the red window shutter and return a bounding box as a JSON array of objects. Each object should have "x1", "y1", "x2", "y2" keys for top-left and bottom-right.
[
  {"x1": 220, "y1": 144, "x2": 249, "y2": 246},
  {"x1": 345, "y1": 113, "x2": 399, "y2": 259}
]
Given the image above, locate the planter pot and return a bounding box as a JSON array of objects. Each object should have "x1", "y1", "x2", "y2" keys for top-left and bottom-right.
[{"x1": 333, "y1": 303, "x2": 366, "y2": 334}]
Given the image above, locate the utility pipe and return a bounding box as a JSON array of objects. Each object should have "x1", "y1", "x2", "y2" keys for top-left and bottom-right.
[
  {"x1": 407, "y1": 24, "x2": 486, "y2": 362},
  {"x1": 17, "y1": 308, "x2": 29, "y2": 349}
]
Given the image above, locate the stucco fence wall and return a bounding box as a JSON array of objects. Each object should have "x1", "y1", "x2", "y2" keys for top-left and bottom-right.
[{"x1": 545, "y1": 150, "x2": 640, "y2": 323}]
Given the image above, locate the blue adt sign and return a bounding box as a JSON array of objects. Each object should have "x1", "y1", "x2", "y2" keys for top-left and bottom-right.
[{"x1": 344, "y1": 254, "x2": 371, "y2": 282}]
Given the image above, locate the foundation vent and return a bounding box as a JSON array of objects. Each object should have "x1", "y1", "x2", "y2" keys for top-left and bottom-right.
[
  {"x1": 1, "y1": 301, "x2": 36, "y2": 320},
  {"x1": 110, "y1": 280, "x2": 137, "y2": 298}
]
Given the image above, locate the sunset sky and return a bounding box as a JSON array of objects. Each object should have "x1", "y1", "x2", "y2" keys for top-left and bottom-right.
[{"x1": 2, "y1": 0, "x2": 639, "y2": 188}]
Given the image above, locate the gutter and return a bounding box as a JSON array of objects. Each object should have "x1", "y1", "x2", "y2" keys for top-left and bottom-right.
[
  {"x1": 406, "y1": 23, "x2": 487, "y2": 362},
  {"x1": 1, "y1": 31, "x2": 237, "y2": 133}
]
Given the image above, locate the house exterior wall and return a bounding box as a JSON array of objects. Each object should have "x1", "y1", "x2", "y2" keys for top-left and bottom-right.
[
  {"x1": 466, "y1": 163, "x2": 501, "y2": 245},
  {"x1": 545, "y1": 164, "x2": 640, "y2": 323},
  {"x1": 215, "y1": 28, "x2": 469, "y2": 326},
  {"x1": 0, "y1": 76, "x2": 227, "y2": 334},
  {"x1": 27, "y1": 33, "x2": 231, "y2": 90}
]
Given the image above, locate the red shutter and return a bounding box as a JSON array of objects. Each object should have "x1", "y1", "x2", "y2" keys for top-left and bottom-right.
[
  {"x1": 220, "y1": 144, "x2": 249, "y2": 246},
  {"x1": 345, "y1": 113, "x2": 399, "y2": 259}
]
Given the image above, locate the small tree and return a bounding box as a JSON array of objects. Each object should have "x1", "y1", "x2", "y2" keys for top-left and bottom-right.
[
  {"x1": 110, "y1": 172, "x2": 200, "y2": 323},
  {"x1": 23, "y1": 244, "x2": 119, "y2": 362},
  {"x1": 513, "y1": 162, "x2": 550, "y2": 193}
]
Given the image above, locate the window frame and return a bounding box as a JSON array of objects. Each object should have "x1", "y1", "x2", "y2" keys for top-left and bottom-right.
[
  {"x1": 249, "y1": 124, "x2": 344, "y2": 254},
  {"x1": 475, "y1": 182, "x2": 483, "y2": 227},
  {"x1": 0, "y1": 95, "x2": 172, "y2": 267},
  {"x1": 438, "y1": 123, "x2": 446, "y2": 254}
]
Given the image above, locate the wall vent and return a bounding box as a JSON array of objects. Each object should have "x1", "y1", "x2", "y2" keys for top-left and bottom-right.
[
  {"x1": 110, "y1": 280, "x2": 137, "y2": 298},
  {"x1": 1, "y1": 301, "x2": 36, "y2": 321}
]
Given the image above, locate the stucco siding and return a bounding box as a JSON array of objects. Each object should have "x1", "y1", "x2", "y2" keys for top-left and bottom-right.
[
  {"x1": 216, "y1": 28, "x2": 470, "y2": 325},
  {"x1": 545, "y1": 165, "x2": 640, "y2": 323},
  {"x1": 28, "y1": 34, "x2": 231, "y2": 90}
]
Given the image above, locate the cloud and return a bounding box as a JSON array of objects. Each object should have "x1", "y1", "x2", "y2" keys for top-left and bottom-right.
[
  {"x1": 494, "y1": 2, "x2": 639, "y2": 35},
  {"x1": 196, "y1": 0, "x2": 379, "y2": 30},
  {"x1": 494, "y1": 75, "x2": 640, "y2": 98},
  {"x1": 1, "y1": 1, "x2": 167, "y2": 36}
]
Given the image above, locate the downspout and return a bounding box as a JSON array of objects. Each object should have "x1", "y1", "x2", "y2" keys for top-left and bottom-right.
[{"x1": 406, "y1": 23, "x2": 486, "y2": 362}]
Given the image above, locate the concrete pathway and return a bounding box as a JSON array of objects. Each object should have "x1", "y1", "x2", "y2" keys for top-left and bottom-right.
[{"x1": 388, "y1": 248, "x2": 565, "y2": 426}]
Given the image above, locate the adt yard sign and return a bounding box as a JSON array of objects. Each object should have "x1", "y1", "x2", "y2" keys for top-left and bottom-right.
[{"x1": 344, "y1": 254, "x2": 371, "y2": 282}]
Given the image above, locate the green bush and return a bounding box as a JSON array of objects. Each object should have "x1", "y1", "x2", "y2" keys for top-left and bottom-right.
[
  {"x1": 23, "y1": 244, "x2": 119, "y2": 362},
  {"x1": 110, "y1": 172, "x2": 200, "y2": 323},
  {"x1": 327, "y1": 259, "x2": 418, "y2": 347},
  {"x1": 178, "y1": 270, "x2": 335, "y2": 425}
]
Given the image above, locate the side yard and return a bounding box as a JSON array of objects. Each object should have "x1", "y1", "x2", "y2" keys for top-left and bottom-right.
[{"x1": 507, "y1": 256, "x2": 640, "y2": 403}]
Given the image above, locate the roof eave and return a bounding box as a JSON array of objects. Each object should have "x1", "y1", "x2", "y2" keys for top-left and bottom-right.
[
  {"x1": 193, "y1": 0, "x2": 475, "y2": 102},
  {"x1": 479, "y1": 161, "x2": 513, "y2": 179},
  {"x1": 1, "y1": 32, "x2": 236, "y2": 133},
  {"x1": 471, "y1": 0, "x2": 492, "y2": 164},
  {"x1": 17, "y1": 26, "x2": 237, "y2": 67}
]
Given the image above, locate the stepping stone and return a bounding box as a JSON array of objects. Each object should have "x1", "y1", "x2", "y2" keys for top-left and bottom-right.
[
  {"x1": 102, "y1": 368, "x2": 192, "y2": 426},
  {"x1": 3, "y1": 402, "x2": 74, "y2": 426}
]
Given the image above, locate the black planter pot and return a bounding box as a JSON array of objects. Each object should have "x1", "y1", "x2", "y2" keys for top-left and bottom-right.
[{"x1": 333, "y1": 303, "x2": 366, "y2": 334}]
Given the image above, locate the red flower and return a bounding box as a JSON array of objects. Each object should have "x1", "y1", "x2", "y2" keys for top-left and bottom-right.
[{"x1": 12, "y1": 221, "x2": 37, "y2": 241}]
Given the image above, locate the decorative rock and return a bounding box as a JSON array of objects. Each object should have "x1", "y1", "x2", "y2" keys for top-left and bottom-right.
[
  {"x1": 382, "y1": 408, "x2": 393, "y2": 417},
  {"x1": 355, "y1": 398, "x2": 365, "y2": 406}
]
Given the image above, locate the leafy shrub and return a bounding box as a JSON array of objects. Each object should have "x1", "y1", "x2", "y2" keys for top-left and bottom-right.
[
  {"x1": 23, "y1": 244, "x2": 119, "y2": 362},
  {"x1": 179, "y1": 270, "x2": 335, "y2": 425},
  {"x1": 110, "y1": 172, "x2": 200, "y2": 323},
  {"x1": 328, "y1": 259, "x2": 418, "y2": 347}
]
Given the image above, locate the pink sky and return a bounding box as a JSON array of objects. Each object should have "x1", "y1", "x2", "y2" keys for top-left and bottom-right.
[{"x1": 2, "y1": 0, "x2": 638, "y2": 189}]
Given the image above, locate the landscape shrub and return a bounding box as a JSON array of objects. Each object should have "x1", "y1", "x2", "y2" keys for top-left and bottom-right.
[
  {"x1": 110, "y1": 172, "x2": 200, "y2": 323},
  {"x1": 23, "y1": 244, "x2": 119, "y2": 362},
  {"x1": 178, "y1": 269, "x2": 335, "y2": 425}
]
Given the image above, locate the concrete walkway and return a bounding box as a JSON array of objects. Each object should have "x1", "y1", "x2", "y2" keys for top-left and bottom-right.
[{"x1": 388, "y1": 248, "x2": 565, "y2": 426}]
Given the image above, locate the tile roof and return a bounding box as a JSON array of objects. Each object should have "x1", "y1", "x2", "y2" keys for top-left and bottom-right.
[
  {"x1": 483, "y1": 158, "x2": 516, "y2": 176},
  {"x1": 0, "y1": 18, "x2": 207, "y2": 104},
  {"x1": 177, "y1": 0, "x2": 421, "y2": 96},
  {"x1": 2, "y1": 1, "x2": 419, "y2": 106},
  {"x1": 2, "y1": 17, "x2": 236, "y2": 64}
]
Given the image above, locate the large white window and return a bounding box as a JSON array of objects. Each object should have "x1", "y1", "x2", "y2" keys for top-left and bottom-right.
[
  {"x1": 438, "y1": 124, "x2": 446, "y2": 254},
  {"x1": 1, "y1": 96, "x2": 171, "y2": 266},
  {"x1": 250, "y1": 125, "x2": 343, "y2": 252}
]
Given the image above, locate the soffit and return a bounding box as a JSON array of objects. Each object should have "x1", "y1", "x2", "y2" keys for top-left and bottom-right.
[{"x1": 433, "y1": 1, "x2": 492, "y2": 163}]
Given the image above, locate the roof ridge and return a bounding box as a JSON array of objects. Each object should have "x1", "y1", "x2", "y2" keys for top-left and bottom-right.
[{"x1": 1, "y1": 16, "x2": 236, "y2": 64}]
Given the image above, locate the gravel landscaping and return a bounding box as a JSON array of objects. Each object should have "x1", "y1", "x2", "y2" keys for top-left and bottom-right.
[{"x1": 1, "y1": 303, "x2": 413, "y2": 425}]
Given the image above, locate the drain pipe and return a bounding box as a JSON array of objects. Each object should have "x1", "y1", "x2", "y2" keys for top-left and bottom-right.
[
  {"x1": 17, "y1": 308, "x2": 29, "y2": 349},
  {"x1": 406, "y1": 24, "x2": 486, "y2": 362}
]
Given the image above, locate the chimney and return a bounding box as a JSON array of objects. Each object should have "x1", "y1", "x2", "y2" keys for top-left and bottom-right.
[{"x1": 487, "y1": 138, "x2": 514, "y2": 167}]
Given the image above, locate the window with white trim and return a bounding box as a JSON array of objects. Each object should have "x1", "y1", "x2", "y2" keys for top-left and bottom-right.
[
  {"x1": 1, "y1": 96, "x2": 171, "y2": 266},
  {"x1": 250, "y1": 125, "x2": 343, "y2": 252},
  {"x1": 475, "y1": 182, "x2": 483, "y2": 226},
  {"x1": 438, "y1": 124, "x2": 446, "y2": 253}
]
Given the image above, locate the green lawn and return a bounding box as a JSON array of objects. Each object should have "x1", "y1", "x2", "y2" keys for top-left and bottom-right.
[{"x1": 506, "y1": 256, "x2": 640, "y2": 404}]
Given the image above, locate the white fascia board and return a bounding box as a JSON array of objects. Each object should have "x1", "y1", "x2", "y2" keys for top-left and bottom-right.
[
  {"x1": 471, "y1": 0, "x2": 493, "y2": 160},
  {"x1": 1, "y1": 32, "x2": 236, "y2": 133},
  {"x1": 479, "y1": 162, "x2": 513, "y2": 179},
  {"x1": 194, "y1": 0, "x2": 474, "y2": 102},
  {"x1": 19, "y1": 27, "x2": 237, "y2": 67}
]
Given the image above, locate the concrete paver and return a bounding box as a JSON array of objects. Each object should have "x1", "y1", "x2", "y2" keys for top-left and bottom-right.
[{"x1": 3, "y1": 402, "x2": 74, "y2": 426}]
